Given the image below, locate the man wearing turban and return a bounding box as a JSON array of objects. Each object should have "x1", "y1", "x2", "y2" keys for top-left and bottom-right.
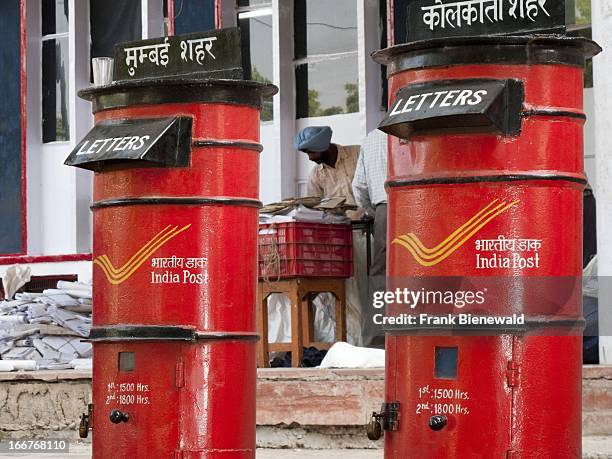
[
  {"x1": 293, "y1": 126, "x2": 366, "y2": 346},
  {"x1": 294, "y1": 126, "x2": 362, "y2": 219}
]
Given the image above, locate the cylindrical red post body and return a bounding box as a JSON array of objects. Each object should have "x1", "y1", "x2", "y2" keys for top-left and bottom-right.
[
  {"x1": 374, "y1": 37, "x2": 599, "y2": 458},
  {"x1": 79, "y1": 79, "x2": 276, "y2": 458}
]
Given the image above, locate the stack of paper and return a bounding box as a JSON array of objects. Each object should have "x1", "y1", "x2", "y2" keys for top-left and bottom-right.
[{"x1": 0, "y1": 280, "x2": 93, "y2": 371}]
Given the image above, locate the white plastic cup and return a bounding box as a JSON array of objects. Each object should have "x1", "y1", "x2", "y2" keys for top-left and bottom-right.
[{"x1": 92, "y1": 57, "x2": 114, "y2": 86}]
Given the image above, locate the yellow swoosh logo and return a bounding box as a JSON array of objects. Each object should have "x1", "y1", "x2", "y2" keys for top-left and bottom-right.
[
  {"x1": 94, "y1": 224, "x2": 191, "y2": 284},
  {"x1": 392, "y1": 199, "x2": 519, "y2": 266}
]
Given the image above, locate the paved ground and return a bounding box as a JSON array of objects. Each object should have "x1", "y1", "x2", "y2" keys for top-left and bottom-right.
[
  {"x1": 2, "y1": 439, "x2": 612, "y2": 458},
  {"x1": 584, "y1": 437, "x2": 612, "y2": 459},
  {"x1": 0, "y1": 445, "x2": 382, "y2": 459},
  {"x1": 259, "y1": 451, "x2": 380, "y2": 458}
]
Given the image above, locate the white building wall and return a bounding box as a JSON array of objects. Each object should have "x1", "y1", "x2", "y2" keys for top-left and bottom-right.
[
  {"x1": 0, "y1": 261, "x2": 92, "y2": 283},
  {"x1": 23, "y1": 0, "x2": 387, "y2": 250},
  {"x1": 360, "y1": 0, "x2": 386, "y2": 133},
  {"x1": 592, "y1": 0, "x2": 612, "y2": 363},
  {"x1": 22, "y1": 0, "x2": 167, "y2": 258},
  {"x1": 259, "y1": 122, "x2": 280, "y2": 204},
  {"x1": 291, "y1": 0, "x2": 386, "y2": 199},
  {"x1": 25, "y1": 0, "x2": 93, "y2": 257},
  {"x1": 258, "y1": 0, "x2": 296, "y2": 204},
  {"x1": 584, "y1": 87, "x2": 596, "y2": 190},
  {"x1": 16, "y1": 1, "x2": 601, "y2": 289}
]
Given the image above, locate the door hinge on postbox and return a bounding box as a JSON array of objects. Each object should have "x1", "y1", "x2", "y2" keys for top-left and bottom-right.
[
  {"x1": 367, "y1": 401, "x2": 400, "y2": 440},
  {"x1": 174, "y1": 449, "x2": 185, "y2": 459},
  {"x1": 175, "y1": 360, "x2": 185, "y2": 388},
  {"x1": 506, "y1": 449, "x2": 519, "y2": 458},
  {"x1": 507, "y1": 361, "x2": 520, "y2": 387}
]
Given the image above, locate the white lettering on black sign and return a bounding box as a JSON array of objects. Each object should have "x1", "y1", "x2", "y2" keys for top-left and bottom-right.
[
  {"x1": 388, "y1": 89, "x2": 488, "y2": 118},
  {"x1": 65, "y1": 117, "x2": 193, "y2": 171},
  {"x1": 123, "y1": 36, "x2": 218, "y2": 77},
  {"x1": 405, "y1": 0, "x2": 564, "y2": 42},
  {"x1": 180, "y1": 37, "x2": 217, "y2": 65},
  {"x1": 124, "y1": 38, "x2": 170, "y2": 77},
  {"x1": 115, "y1": 28, "x2": 242, "y2": 81},
  {"x1": 420, "y1": 0, "x2": 551, "y2": 31},
  {"x1": 76, "y1": 136, "x2": 151, "y2": 156}
]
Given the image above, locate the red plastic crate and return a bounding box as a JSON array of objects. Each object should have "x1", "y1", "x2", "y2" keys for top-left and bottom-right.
[{"x1": 258, "y1": 222, "x2": 353, "y2": 279}]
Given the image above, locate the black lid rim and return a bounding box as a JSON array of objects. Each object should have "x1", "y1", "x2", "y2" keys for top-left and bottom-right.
[
  {"x1": 80, "y1": 77, "x2": 278, "y2": 99},
  {"x1": 372, "y1": 35, "x2": 601, "y2": 69},
  {"x1": 78, "y1": 77, "x2": 278, "y2": 112}
]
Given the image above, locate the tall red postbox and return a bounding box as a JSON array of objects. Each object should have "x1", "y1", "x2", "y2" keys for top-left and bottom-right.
[
  {"x1": 370, "y1": 31, "x2": 600, "y2": 458},
  {"x1": 66, "y1": 29, "x2": 276, "y2": 458}
]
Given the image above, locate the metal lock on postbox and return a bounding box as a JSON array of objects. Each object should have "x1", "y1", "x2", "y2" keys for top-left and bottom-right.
[{"x1": 367, "y1": 402, "x2": 401, "y2": 440}]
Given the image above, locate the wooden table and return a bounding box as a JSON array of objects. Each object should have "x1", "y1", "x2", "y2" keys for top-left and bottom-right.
[{"x1": 257, "y1": 278, "x2": 347, "y2": 367}]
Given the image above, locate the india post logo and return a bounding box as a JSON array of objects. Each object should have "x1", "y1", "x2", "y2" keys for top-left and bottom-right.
[
  {"x1": 94, "y1": 224, "x2": 191, "y2": 284},
  {"x1": 393, "y1": 198, "x2": 519, "y2": 267}
]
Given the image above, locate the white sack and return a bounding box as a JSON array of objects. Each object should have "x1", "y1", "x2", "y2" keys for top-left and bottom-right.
[{"x1": 319, "y1": 341, "x2": 385, "y2": 368}]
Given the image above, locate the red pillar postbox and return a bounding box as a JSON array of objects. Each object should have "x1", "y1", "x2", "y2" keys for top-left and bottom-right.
[
  {"x1": 371, "y1": 36, "x2": 600, "y2": 457},
  {"x1": 66, "y1": 41, "x2": 276, "y2": 456}
]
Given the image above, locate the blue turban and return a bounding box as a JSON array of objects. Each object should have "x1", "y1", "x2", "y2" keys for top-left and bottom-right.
[{"x1": 293, "y1": 126, "x2": 333, "y2": 152}]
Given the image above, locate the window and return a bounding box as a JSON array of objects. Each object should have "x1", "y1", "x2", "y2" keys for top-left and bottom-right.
[
  {"x1": 0, "y1": 0, "x2": 24, "y2": 255},
  {"x1": 173, "y1": 0, "x2": 216, "y2": 34},
  {"x1": 41, "y1": 0, "x2": 70, "y2": 143},
  {"x1": 294, "y1": 0, "x2": 359, "y2": 118},
  {"x1": 392, "y1": 0, "x2": 408, "y2": 44},
  {"x1": 238, "y1": 1, "x2": 274, "y2": 121}
]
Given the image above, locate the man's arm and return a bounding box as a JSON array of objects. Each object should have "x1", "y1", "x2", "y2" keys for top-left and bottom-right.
[{"x1": 352, "y1": 147, "x2": 375, "y2": 216}]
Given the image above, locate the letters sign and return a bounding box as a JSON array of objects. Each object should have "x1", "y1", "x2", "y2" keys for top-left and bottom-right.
[
  {"x1": 64, "y1": 117, "x2": 193, "y2": 172},
  {"x1": 379, "y1": 79, "x2": 524, "y2": 137}
]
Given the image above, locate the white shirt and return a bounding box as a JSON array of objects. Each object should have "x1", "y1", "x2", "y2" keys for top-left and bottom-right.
[{"x1": 352, "y1": 129, "x2": 388, "y2": 216}]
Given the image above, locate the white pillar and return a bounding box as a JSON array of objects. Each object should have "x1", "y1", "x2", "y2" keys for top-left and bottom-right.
[
  {"x1": 592, "y1": 0, "x2": 612, "y2": 363},
  {"x1": 73, "y1": 0, "x2": 93, "y2": 253},
  {"x1": 142, "y1": 0, "x2": 164, "y2": 39},
  {"x1": 358, "y1": 0, "x2": 385, "y2": 134},
  {"x1": 257, "y1": 1, "x2": 296, "y2": 204}
]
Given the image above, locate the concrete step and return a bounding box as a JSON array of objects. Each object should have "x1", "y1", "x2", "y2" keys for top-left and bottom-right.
[
  {"x1": 2, "y1": 366, "x2": 612, "y2": 447},
  {"x1": 583, "y1": 437, "x2": 612, "y2": 459},
  {"x1": 583, "y1": 365, "x2": 612, "y2": 437},
  {"x1": 584, "y1": 411, "x2": 612, "y2": 437},
  {"x1": 584, "y1": 365, "x2": 612, "y2": 411}
]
